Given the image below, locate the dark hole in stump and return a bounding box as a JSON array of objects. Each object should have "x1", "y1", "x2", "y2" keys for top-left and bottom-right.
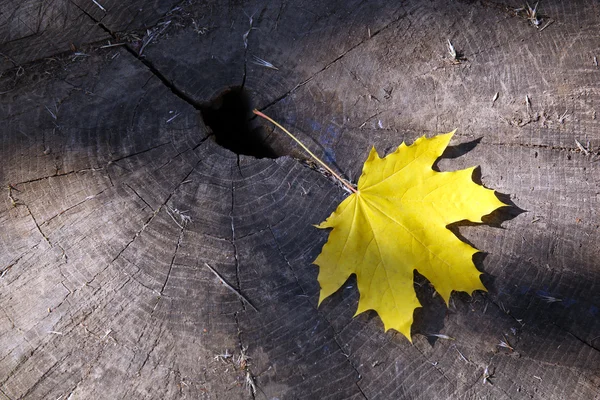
[{"x1": 200, "y1": 86, "x2": 279, "y2": 159}]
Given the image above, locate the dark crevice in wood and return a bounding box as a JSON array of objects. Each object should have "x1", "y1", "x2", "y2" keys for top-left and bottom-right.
[
  {"x1": 124, "y1": 183, "x2": 154, "y2": 211},
  {"x1": 19, "y1": 359, "x2": 60, "y2": 400},
  {"x1": 0, "y1": 250, "x2": 31, "y2": 279},
  {"x1": 229, "y1": 180, "x2": 243, "y2": 306},
  {"x1": 40, "y1": 188, "x2": 110, "y2": 227},
  {"x1": 23, "y1": 204, "x2": 51, "y2": 246},
  {"x1": 229, "y1": 178, "x2": 259, "y2": 397},
  {"x1": 563, "y1": 326, "x2": 600, "y2": 353},
  {"x1": 12, "y1": 167, "x2": 104, "y2": 187},
  {"x1": 68, "y1": 0, "x2": 209, "y2": 121},
  {"x1": 486, "y1": 140, "x2": 600, "y2": 156},
  {"x1": 200, "y1": 87, "x2": 280, "y2": 158},
  {"x1": 160, "y1": 226, "x2": 184, "y2": 295},
  {"x1": 0, "y1": 386, "x2": 14, "y2": 400}
]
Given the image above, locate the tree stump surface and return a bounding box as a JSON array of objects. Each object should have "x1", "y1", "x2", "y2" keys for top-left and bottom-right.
[{"x1": 1, "y1": 1, "x2": 599, "y2": 399}]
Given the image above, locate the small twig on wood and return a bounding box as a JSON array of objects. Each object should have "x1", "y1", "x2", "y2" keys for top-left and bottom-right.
[
  {"x1": 447, "y1": 39, "x2": 457, "y2": 60},
  {"x1": 539, "y1": 19, "x2": 554, "y2": 32},
  {"x1": 492, "y1": 92, "x2": 499, "y2": 107},
  {"x1": 166, "y1": 206, "x2": 192, "y2": 229},
  {"x1": 139, "y1": 21, "x2": 172, "y2": 56},
  {"x1": 166, "y1": 111, "x2": 180, "y2": 123},
  {"x1": 245, "y1": 371, "x2": 257, "y2": 395},
  {"x1": 498, "y1": 334, "x2": 514, "y2": 351},
  {"x1": 426, "y1": 333, "x2": 455, "y2": 340},
  {"x1": 100, "y1": 42, "x2": 126, "y2": 49},
  {"x1": 7, "y1": 184, "x2": 21, "y2": 207},
  {"x1": 92, "y1": 0, "x2": 106, "y2": 12},
  {"x1": 452, "y1": 344, "x2": 471, "y2": 363},
  {"x1": 574, "y1": 139, "x2": 589, "y2": 155},
  {"x1": 483, "y1": 365, "x2": 494, "y2": 385},
  {"x1": 516, "y1": 2, "x2": 541, "y2": 27},
  {"x1": 253, "y1": 110, "x2": 357, "y2": 194},
  {"x1": 204, "y1": 263, "x2": 258, "y2": 312}
]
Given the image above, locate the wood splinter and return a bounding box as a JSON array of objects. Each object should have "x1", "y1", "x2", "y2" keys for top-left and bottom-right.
[{"x1": 204, "y1": 263, "x2": 258, "y2": 312}]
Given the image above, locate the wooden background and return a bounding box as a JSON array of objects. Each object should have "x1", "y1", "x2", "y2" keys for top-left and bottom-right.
[{"x1": 1, "y1": 0, "x2": 599, "y2": 399}]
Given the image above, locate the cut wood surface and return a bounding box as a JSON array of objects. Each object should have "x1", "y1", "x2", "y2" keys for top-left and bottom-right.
[{"x1": 1, "y1": 1, "x2": 599, "y2": 399}]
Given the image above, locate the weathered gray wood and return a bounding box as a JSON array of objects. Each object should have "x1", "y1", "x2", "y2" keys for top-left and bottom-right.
[
  {"x1": 1, "y1": 0, "x2": 600, "y2": 399},
  {"x1": 0, "y1": 0, "x2": 181, "y2": 73}
]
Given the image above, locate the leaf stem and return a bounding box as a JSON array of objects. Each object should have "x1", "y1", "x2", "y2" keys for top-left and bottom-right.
[{"x1": 253, "y1": 109, "x2": 357, "y2": 194}]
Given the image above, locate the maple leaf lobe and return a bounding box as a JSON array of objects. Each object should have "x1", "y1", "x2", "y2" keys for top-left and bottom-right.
[{"x1": 314, "y1": 131, "x2": 505, "y2": 340}]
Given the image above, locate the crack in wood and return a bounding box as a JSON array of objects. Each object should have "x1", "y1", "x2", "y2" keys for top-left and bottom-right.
[
  {"x1": 268, "y1": 226, "x2": 368, "y2": 399},
  {"x1": 124, "y1": 183, "x2": 154, "y2": 211},
  {"x1": 68, "y1": 0, "x2": 207, "y2": 116},
  {"x1": 109, "y1": 141, "x2": 172, "y2": 164},
  {"x1": 22, "y1": 203, "x2": 51, "y2": 246},
  {"x1": 86, "y1": 157, "x2": 203, "y2": 290},
  {"x1": 564, "y1": 326, "x2": 600, "y2": 353},
  {"x1": 12, "y1": 168, "x2": 105, "y2": 187},
  {"x1": 226, "y1": 176, "x2": 261, "y2": 398},
  {"x1": 159, "y1": 226, "x2": 184, "y2": 295},
  {"x1": 39, "y1": 188, "x2": 109, "y2": 227},
  {"x1": 258, "y1": 9, "x2": 408, "y2": 113}
]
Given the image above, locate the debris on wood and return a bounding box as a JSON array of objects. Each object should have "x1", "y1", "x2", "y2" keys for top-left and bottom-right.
[
  {"x1": 71, "y1": 52, "x2": 90, "y2": 62},
  {"x1": 452, "y1": 345, "x2": 470, "y2": 363},
  {"x1": 45, "y1": 103, "x2": 58, "y2": 120},
  {"x1": 204, "y1": 263, "x2": 258, "y2": 311},
  {"x1": 538, "y1": 294, "x2": 562, "y2": 303},
  {"x1": 139, "y1": 21, "x2": 172, "y2": 56},
  {"x1": 446, "y1": 39, "x2": 465, "y2": 64},
  {"x1": 214, "y1": 349, "x2": 233, "y2": 362},
  {"x1": 492, "y1": 92, "x2": 499, "y2": 107},
  {"x1": 482, "y1": 365, "x2": 494, "y2": 385},
  {"x1": 251, "y1": 55, "x2": 279, "y2": 70},
  {"x1": 100, "y1": 42, "x2": 126, "y2": 49},
  {"x1": 447, "y1": 39, "x2": 457, "y2": 60},
  {"x1": 426, "y1": 333, "x2": 455, "y2": 340},
  {"x1": 558, "y1": 109, "x2": 570, "y2": 124},
  {"x1": 243, "y1": 11, "x2": 256, "y2": 49},
  {"x1": 574, "y1": 139, "x2": 589, "y2": 155},
  {"x1": 92, "y1": 0, "x2": 106, "y2": 12},
  {"x1": 516, "y1": 2, "x2": 541, "y2": 28},
  {"x1": 539, "y1": 19, "x2": 554, "y2": 32},
  {"x1": 166, "y1": 111, "x2": 180, "y2": 123},
  {"x1": 497, "y1": 335, "x2": 514, "y2": 351},
  {"x1": 245, "y1": 371, "x2": 257, "y2": 395},
  {"x1": 166, "y1": 206, "x2": 192, "y2": 228},
  {"x1": 192, "y1": 20, "x2": 210, "y2": 35}
]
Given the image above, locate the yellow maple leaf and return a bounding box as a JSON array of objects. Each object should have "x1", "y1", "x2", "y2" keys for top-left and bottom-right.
[
  {"x1": 252, "y1": 110, "x2": 505, "y2": 341},
  {"x1": 314, "y1": 132, "x2": 505, "y2": 340}
]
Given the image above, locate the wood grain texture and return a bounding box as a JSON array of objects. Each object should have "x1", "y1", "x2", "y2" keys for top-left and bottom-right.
[
  {"x1": 1, "y1": 0, "x2": 600, "y2": 399},
  {"x1": 0, "y1": 0, "x2": 181, "y2": 73}
]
